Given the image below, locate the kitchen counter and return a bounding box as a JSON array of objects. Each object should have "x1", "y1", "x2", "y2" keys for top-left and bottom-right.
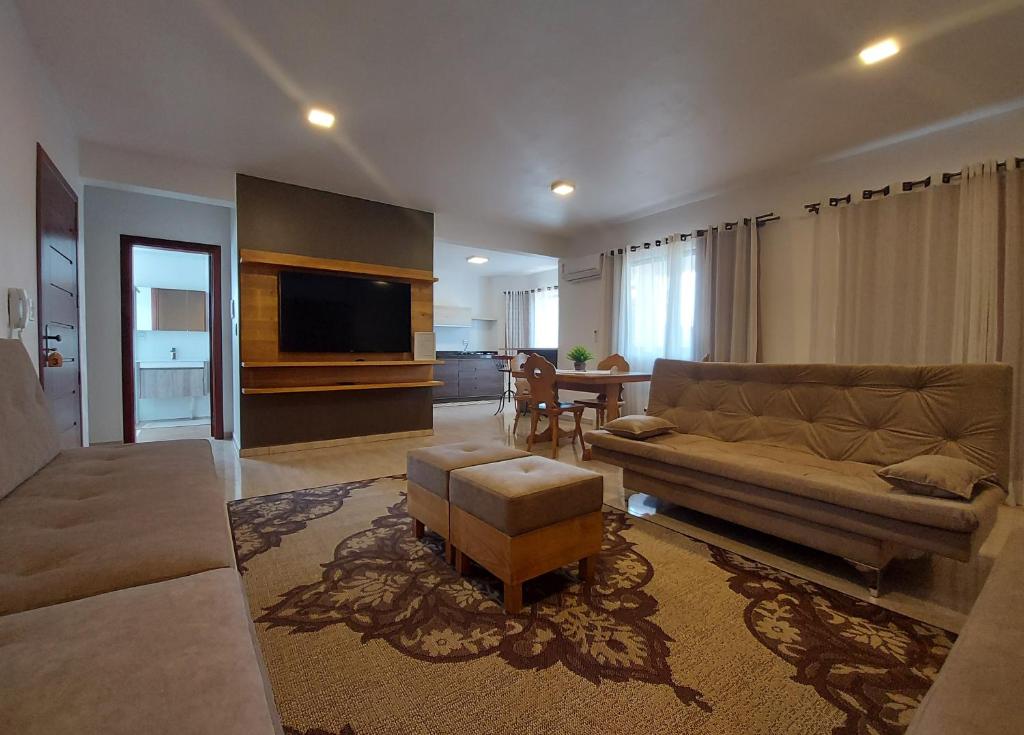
[
  {"x1": 138, "y1": 361, "x2": 206, "y2": 369},
  {"x1": 436, "y1": 351, "x2": 498, "y2": 358}
]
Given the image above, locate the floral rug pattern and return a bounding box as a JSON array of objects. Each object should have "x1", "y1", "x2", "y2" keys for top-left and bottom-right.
[
  {"x1": 710, "y1": 548, "x2": 952, "y2": 735},
  {"x1": 228, "y1": 476, "x2": 954, "y2": 734},
  {"x1": 258, "y1": 496, "x2": 709, "y2": 709},
  {"x1": 229, "y1": 475, "x2": 403, "y2": 572}
]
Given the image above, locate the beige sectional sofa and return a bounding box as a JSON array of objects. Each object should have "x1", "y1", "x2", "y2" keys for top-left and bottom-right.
[
  {"x1": 0, "y1": 339, "x2": 281, "y2": 733},
  {"x1": 586, "y1": 359, "x2": 1012, "y2": 592},
  {"x1": 905, "y1": 527, "x2": 1024, "y2": 735}
]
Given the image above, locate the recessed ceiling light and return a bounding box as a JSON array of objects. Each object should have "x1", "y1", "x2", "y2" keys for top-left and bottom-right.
[
  {"x1": 307, "y1": 108, "x2": 336, "y2": 128},
  {"x1": 466, "y1": 256, "x2": 489, "y2": 265},
  {"x1": 551, "y1": 180, "x2": 576, "y2": 196},
  {"x1": 859, "y1": 38, "x2": 900, "y2": 65}
]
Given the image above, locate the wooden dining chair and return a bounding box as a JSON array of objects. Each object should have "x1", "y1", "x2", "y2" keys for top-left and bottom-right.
[
  {"x1": 511, "y1": 377, "x2": 531, "y2": 434},
  {"x1": 573, "y1": 353, "x2": 630, "y2": 428},
  {"x1": 522, "y1": 353, "x2": 586, "y2": 458}
]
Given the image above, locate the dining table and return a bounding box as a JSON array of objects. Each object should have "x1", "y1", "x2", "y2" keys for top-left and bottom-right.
[{"x1": 509, "y1": 368, "x2": 653, "y2": 448}]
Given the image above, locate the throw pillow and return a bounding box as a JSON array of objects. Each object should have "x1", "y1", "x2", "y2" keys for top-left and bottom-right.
[
  {"x1": 603, "y1": 415, "x2": 676, "y2": 440},
  {"x1": 877, "y1": 455, "x2": 998, "y2": 501}
]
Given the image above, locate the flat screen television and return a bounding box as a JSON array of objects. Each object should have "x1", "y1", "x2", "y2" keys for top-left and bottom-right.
[{"x1": 278, "y1": 270, "x2": 411, "y2": 353}]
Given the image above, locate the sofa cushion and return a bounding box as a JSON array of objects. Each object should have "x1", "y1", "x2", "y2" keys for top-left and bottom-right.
[
  {"x1": 0, "y1": 439, "x2": 235, "y2": 615},
  {"x1": 877, "y1": 455, "x2": 997, "y2": 500},
  {"x1": 0, "y1": 568, "x2": 280, "y2": 734},
  {"x1": 0, "y1": 339, "x2": 60, "y2": 500},
  {"x1": 645, "y1": 359, "x2": 1012, "y2": 486},
  {"x1": 407, "y1": 442, "x2": 530, "y2": 499},
  {"x1": 603, "y1": 414, "x2": 676, "y2": 439},
  {"x1": 584, "y1": 429, "x2": 1000, "y2": 533},
  {"x1": 450, "y1": 456, "x2": 603, "y2": 536}
]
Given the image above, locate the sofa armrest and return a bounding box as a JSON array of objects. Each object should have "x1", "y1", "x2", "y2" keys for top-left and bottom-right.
[{"x1": 906, "y1": 528, "x2": 1024, "y2": 734}]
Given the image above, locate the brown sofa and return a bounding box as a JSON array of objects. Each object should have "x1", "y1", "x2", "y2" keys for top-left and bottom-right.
[
  {"x1": 0, "y1": 339, "x2": 281, "y2": 734},
  {"x1": 586, "y1": 359, "x2": 1012, "y2": 593}
]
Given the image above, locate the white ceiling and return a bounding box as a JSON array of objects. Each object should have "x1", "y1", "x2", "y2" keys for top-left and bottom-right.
[
  {"x1": 435, "y1": 241, "x2": 557, "y2": 278},
  {"x1": 17, "y1": 0, "x2": 1024, "y2": 234}
]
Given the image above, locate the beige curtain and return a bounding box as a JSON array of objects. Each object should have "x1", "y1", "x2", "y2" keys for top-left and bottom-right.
[
  {"x1": 694, "y1": 221, "x2": 761, "y2": 362},
  {"x1": 601, "y1": 252, "x2": 624, "y2": 359},
  {"x1": 1003, "y1": 169, "x2": 1024, "y2": 505},
  {"x1": 817, "y1": 163, "x2": 1023, "y2": 503},
  {"x1": 503, "y1": 290, "x2": 531, "y2": 349}
]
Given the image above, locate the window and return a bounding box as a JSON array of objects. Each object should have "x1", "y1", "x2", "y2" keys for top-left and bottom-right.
[
  {"x1": 531, "y1": 286, "x2": 559, "y2": 348},
  {"x1": 621, "y1": 242, "x2": 696, "y2": 364},
  {"x1": 617, "y1": 241, "x2": 697, "y2": 413}
]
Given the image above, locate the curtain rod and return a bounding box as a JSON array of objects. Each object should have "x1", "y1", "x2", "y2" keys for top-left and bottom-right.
[
  {"x1": 606, "y1": 212, "x2": 780, "y2": 255},
  {"x1": 804, "y1": 155, "x2": 1024, "y2": 213},
  {"x1": 502, "y1": 286, "x2": 558, "y2": 294}
]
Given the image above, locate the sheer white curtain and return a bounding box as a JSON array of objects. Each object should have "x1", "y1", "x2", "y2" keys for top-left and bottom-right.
[
  {"x1": 530, "y1": 286, "x2": 559, "y2": 348},
  {"x1": 616, "y1": 238, "x2": 697, "y2": 414},
  {"x1": 811, "y1": 162, "x2": 1023, "y2": 504}
]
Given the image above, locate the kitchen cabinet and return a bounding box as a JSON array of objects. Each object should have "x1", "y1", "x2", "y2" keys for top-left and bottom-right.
[
  {"x1": 433, "y1": 305, "x2": 472, "y2": 327},
  {"x1": 433, "y1": 354, "x2": 503, "y2": 402},
  {"x1": 148, "y1": 288, "x2": 207, "y2": 331}
]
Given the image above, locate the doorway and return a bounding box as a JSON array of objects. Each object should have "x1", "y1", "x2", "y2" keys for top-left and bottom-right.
[
  {"x1": 119, "y1": 236, "x2": 224, "y2": 443},
  {"x1": 36, "y1": 144, "x2": 83, "y2": 448}
]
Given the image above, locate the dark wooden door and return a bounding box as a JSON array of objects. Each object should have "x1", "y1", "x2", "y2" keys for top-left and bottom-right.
[{"x1": 36, "y1": 145, "x2": 82, "y2": 448}]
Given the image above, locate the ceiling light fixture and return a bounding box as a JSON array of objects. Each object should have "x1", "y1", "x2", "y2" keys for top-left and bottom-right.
[
  {"x1": 307, "y1": 108, "x2": 336, "y2": 128},
  {"x1": 466, "y1": 256, "x2": 489, "y2": 264},
  {"x1": 551, "y1": 180, "x2": 576, "y2": 196},
  {"x1": 859, "y1": 38, "x2": 900, "y2": 65}
]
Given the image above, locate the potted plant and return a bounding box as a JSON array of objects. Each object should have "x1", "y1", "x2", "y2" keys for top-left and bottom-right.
[{"x1": 567, "y1": 345, "x2": 594, "y2": 371}]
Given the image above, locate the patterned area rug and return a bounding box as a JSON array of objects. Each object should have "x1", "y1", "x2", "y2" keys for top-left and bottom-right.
[{"x1": 228, "y1": 475, "x2": 952, "y2": 735}]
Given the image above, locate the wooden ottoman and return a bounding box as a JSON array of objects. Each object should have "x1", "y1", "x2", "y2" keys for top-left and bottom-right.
[
  {"x1": 449, "y1": 456, "x2": 604, "y2": 613},
  {"x1": 406, "y1": 442, "x2": 530, "y2": 563}
]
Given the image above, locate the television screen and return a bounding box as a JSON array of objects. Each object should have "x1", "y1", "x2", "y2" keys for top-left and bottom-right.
[{"x1": 278, "y1": 270, "x2": 412, "y2": 353}]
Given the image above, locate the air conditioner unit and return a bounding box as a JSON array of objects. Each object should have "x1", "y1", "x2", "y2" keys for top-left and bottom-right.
[{"x1": 560, "y1": 253, "x2": 602, "y2": 282}]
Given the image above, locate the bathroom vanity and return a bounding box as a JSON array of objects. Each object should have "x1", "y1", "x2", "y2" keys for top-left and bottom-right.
[{"x1": 137, "y1": 362, "x2": 209, "y2": 399}]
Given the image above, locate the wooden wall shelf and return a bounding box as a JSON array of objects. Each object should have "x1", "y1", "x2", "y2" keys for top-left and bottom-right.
[
  {"x1": 240, "y1": 248, "x2": 437, "y2": 283},
  {"x1": 242, "y1": 360, "x2": 442, "y2": 368},
  {"x1": 242, "y1": 380, "x2": 443, "y2": 395}
]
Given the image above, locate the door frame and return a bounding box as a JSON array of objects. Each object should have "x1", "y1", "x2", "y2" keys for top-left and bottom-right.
[
  {"x1": 36, "y1": 143, "x2": 82, "y2": 445},
  {"x1": 119, "y1": 235, "x2": 225, "y2": 443}
]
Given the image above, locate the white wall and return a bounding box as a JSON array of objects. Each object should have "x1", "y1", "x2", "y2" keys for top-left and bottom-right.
[
  {"x1": 561, "y1": 106, "x2": 1024, "y2": 365},
  {"x1": 434, "y1": 212, "x2": 567, "y2": 259},
  {"x1": 0, "y1": 0, "x2": 80, "y2": 366},
  {"x1": 433, "y1": 246, "x2": 495, "y2": 351},
  {"x1": 83, "y1": 185, "x2": 234, "y2": 443},
  {"x1": 80, "y1": 140, "x2": 235, "y2": 206}
]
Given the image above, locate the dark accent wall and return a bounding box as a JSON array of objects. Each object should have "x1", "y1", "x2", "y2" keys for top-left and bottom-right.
[
  {"x1": 236, "y1": 174, "x2": 433, "y2": 270},
  {"x1": 236, "y1": 175, "x2": 434, "y2": 449}
]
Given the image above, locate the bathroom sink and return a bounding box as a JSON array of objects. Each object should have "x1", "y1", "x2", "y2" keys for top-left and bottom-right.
[{"x1": 138, "y1": 361, "x2": 205, "y2": 369}]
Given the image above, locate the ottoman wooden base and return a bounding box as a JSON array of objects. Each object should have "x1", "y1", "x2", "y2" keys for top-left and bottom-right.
[
  {"x1": 407, "y1": 481, "x2": 453, "y2": 564},
  {"x1": 451, "y1": 506, "x2": 602, "y2": 613}
]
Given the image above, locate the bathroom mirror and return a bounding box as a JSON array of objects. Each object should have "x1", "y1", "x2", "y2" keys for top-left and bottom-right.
[{"x1": 136, "y1": 287, "x2": 208, "y2": 332}]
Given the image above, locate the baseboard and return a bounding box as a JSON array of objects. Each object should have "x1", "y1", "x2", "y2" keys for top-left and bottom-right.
[{"x1": 238, "y1": 428, "x2": 433, "y2": 457}]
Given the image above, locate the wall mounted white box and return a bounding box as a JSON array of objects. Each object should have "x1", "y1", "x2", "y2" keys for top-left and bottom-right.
[{"x1": 414, "y1": 332, "x2": 436, "y2": 361}]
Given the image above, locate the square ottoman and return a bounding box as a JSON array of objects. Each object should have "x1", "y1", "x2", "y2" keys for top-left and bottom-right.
[
  {"x1": 406, "y1": 442, "x2": 530, "y2": 562},
  {"x1": 449, "y1": 455, "x2": 603, "y2": 612}
]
